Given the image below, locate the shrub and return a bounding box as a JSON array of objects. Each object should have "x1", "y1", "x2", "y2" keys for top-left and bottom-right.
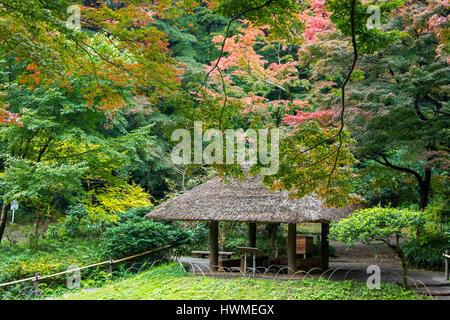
[
  {"x1": 402, "y1": 233, "x2": 449, "y2": 271},
  {"x1": 330, "y1": 206, "x2": 425, "y2": 288},
  {"x1": 100, "y1": 208, "x2": 193, "y2": 260},
  {"x1": 0, "y1": 237, "x2": 104, "y2": 299}
]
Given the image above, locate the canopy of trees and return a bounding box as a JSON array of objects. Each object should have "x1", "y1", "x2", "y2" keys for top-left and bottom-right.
[{"x1": 0, "y1": 0, "x2": 448, "y2": 244}]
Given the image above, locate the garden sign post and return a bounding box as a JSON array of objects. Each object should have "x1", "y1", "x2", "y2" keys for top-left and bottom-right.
[{"x1": 10, "y1": 201, "x2": 18, "y2": 224}]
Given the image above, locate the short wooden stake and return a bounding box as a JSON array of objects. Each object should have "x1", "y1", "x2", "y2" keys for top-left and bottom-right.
[
  {"x1": 34, "y1": 272, "x2": 39, "y2": 299},
  {"x1": 243, "y1": 252, "x2": 247, "y2": 276},
  {"x1": 445, "y1": 250, "x2": 449, "y2": 281},
  {"x1": 252, "y1": 253, "x2": 256, "y2": 276},
  {"x1": 109, "y1": 256, "x2": 114, "y2": 275}
]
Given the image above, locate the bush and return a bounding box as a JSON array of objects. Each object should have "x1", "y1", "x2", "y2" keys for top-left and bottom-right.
[
  {"x1": 0, "y1": 237, "x2": 104, "y2": 299},
  {"x1": 100, "y1": 208, "x2": 193, "y2": 260},
  {"x1": 330, "y1": 207, "x2": 425, "y2": 288},
  {"x1": 46, "y1": 204, "x2": 103, "y2": 240},
  {"x1": 402, "y1": 233, "x2": 449, "y2": 271}
]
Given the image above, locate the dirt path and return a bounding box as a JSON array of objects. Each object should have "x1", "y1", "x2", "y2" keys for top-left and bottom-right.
[{"x1": 330, "y1": 240, "x2": 400, "y2": 265}]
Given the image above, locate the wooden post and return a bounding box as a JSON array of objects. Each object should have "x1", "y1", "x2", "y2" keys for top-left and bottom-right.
[
  {"x1": 249, "y1": 223, "x2": 257, "y2": 247},
  {"x1": 34, "y1": 272, "x2": 39, "y2": 299},
  {"x1": 321, "y1": 222, "x2": 329, "y2": 271},
  {"x1": 287, "y1": 223, "x2": 296, "y2": 275},
  {"x1": 243, "y1": 252, "x2": 247, "y2": 276},
  {"x1": 109, "y1": 256, "x2": 114, "y2": 275},
  {"x1": 252, "y1": 253, "x2": 256, "y2": 276},
  {"x1": 209, "y1": 221, "x2": 219, "y2": 272},
  {"x1": 445, "y1": 250, "x2": 449, "y2": 281}
]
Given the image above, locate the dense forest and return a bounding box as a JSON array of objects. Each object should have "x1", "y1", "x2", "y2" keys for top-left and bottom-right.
[{"x1": 0, "y1": 0, "x2": 448, "y2": 300}]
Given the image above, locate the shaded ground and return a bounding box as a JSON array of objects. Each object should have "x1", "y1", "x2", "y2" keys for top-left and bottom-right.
[
  {"x1": 329, "y1": 240, "x2": 450, "y2": 299},
  {"x1": 330, "y1": 240, "x2": 399, "y2": 265}
]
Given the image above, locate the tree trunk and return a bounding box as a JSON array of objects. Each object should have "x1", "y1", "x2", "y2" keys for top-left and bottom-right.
[
  {"x1": 33, "y1": 213, "x2": 41, "y2": 251},
  {"x1": 0, "y1": 198, "x2": 8, "y2": 243},
  {"x1": 419, "y1": 166, "x2": 432, "y2": 210},
  {"x1": 388, "y1": 241, "x2": 409, "y2": 289},
  {"x1": 42, "y1": 216, "x2": 50, "y2": 239},
  {"x1": 400, "y1": 258, "x2": 409, "y2": 290}
]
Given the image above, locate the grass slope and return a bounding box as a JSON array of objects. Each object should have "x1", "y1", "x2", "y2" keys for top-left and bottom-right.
[{"x1": 60, "y1": 264, "x2": 429, "y2": 300}]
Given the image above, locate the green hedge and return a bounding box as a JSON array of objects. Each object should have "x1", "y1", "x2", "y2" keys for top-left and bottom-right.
[
  {"x1": 402, "y1": 235, "x2": 449, "y2": 271},
  {"x1": 100, "y1": 207, "x2": 193, "y2": 261}
]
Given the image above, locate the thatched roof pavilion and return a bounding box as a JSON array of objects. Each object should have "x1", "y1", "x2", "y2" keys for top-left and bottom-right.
[
  {"x1": 146, "y1": 175, "x2": 360, "y2": 274},
  {"x1": 146, "y1": 175, "x2": 356, "y2": 224}
]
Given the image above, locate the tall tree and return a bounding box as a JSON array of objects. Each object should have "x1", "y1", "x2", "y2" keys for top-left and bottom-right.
[{"x1": 300, "y1": 0, "x2": 449, "y2": 209}]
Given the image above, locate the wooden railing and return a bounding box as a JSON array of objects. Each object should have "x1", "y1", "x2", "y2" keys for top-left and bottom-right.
[{"x1": 0, "y1": 244, "x2": 172, "y2": 298}]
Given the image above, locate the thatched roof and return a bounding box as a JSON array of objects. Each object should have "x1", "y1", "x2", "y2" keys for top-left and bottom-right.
[{"x1": 145, "y1": 175, "x2": 361, "y2": 224}]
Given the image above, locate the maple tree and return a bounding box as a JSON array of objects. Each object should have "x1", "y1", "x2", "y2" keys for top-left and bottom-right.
[
  {"x1": 0, "y1": 0, "x2": 195, "y2": 121},
  {"x1": 0, "y1": 0, "x2": 202, "y2": 242},
  {"x1": 299, "y1": 0, "x2": 449, "y2": 210},
  {"x1": 193, "y1": 9, "x2": 358, "y2": 206}
]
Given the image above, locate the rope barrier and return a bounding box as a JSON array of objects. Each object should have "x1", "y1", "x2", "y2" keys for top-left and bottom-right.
[{"x1": 0, "y1": 244, "x2": 171, "y2": 288}]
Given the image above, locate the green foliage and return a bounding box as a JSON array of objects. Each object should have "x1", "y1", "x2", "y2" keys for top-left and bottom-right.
[
  {"x1": 330, "y1": 207, "x2": 425, "y2": 246},
  {"x1": 214, "y1": 0, "x2": 303, "y2": 43},
  {"x1": 85, "y1": 183, "x2": 152, "y2": 223},
  {"x1": 256, "y1": 122, "x2": 356, "y2": 208},
  {"x1": 155, "y1": 6, "x2": 229, "y2": 71},
  {"x1": 327, "y1": 0, "x2": 404, "y2": 53},
  {"x1": 0, "y1": 237, "x2": 103, "y2": 299},
  {"x1": 424, "y1": 195, "x2": 449, "y2": 225},
  {"x1": 402, "y1": 234, "x2": 449, "y2": 271},
  {"x1": 100, "y1": 207, "x2": 193, "y2": 259},
  {"x1": 46, "y1": 204, "x2": 103, "y2": 239},
  {"x1": 354, "y1": 158, "x2": 418, "y2": 207},
  {"x1": 2, "y1": 157, "x2": 87, "y2": 204}
]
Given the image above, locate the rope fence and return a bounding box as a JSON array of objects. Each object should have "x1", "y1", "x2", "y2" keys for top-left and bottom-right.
[{"x1": 0, "y1": 244, "x2": 172, "y2": 298}]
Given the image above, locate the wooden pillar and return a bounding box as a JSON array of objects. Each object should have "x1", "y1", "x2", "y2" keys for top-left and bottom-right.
[
  {"x1": 287, "y1": 223, "x2": 297, "y2": 275},
  {"x1": 209, "y1": 221, "x2": 219, "y2": 271},
  {"x1": 321, "y1": 222, "x2": 329, "y2": 271},
  {"x1": 249, "y1": 223, "x2": 257, "y2": 247}
]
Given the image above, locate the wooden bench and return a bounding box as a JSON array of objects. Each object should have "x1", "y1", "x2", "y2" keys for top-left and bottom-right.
[{"x1": 191, "y1": 250, "x2": 235, "y2": 259}]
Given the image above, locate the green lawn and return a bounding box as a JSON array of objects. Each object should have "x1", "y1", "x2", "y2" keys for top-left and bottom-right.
[{"x1": 60, "y1": 263, "x2": 429, "y2": 300}]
